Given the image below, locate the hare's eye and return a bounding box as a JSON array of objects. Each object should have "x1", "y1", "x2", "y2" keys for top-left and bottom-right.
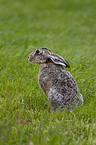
[{"x1": 36, "y1": 50, "x2": 40, "y2": 54}]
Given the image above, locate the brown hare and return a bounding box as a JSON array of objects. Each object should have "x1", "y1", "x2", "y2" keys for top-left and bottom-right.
[{"x1": 28, "y1": 47, "x2": 83, "y2": 110}]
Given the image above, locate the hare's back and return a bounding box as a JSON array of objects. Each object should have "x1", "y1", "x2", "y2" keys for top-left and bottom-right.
[{"x1": 52, "y1": 69, "x2": 78, "y2": 92}]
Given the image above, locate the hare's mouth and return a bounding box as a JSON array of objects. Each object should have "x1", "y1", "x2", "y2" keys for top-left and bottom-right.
[{"x1": 28, "y1": 55, "x2": 33, "y2": 62}]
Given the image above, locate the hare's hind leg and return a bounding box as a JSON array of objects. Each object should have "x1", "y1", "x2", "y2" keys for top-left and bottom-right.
[{"x1": 48, "y1": 88, "x2": 62, "y2": 110}]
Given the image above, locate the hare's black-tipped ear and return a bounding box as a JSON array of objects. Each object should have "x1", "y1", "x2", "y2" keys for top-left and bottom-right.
[{"x1": 47, "y1": 53, "x2": 70, "y2": 68}]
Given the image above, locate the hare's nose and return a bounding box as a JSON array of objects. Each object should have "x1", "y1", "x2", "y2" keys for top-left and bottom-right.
[{"x1": 28, "y1": 55, "x2": 30, "y2": 58}]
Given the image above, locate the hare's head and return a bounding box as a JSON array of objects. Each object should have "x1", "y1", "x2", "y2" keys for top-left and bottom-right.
[{"x1": 28, "y1": 47, "x2": 70, "y2": 68}]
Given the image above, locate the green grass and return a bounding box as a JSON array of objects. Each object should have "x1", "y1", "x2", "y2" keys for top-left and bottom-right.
[{"x1": 0, "y1": 0, "x2": 96, "y2": 144}]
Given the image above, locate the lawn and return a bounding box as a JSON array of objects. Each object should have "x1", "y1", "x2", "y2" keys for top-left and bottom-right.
[{"x1": 0, "y1": 0, "x2": 96, "y2": 144}]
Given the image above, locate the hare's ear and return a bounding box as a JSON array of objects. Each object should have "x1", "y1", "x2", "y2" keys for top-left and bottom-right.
[{"x1": 47, "y1": 53, "x2": 70, "y2": 68}]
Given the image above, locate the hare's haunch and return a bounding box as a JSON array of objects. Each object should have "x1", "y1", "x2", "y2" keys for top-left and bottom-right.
[{"x1": 28, "y1": 47, "x2": 83, "y2": 110}]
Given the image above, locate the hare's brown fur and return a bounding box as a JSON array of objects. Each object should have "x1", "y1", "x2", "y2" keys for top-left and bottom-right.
[{"x1": 28, "y1": 48, "x2": 83, "y2": 110}]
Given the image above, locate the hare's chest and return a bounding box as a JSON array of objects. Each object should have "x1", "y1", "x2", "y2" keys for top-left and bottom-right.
[{"x1": 38, "y1": 70, "x2": 53, "y2": 96}]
